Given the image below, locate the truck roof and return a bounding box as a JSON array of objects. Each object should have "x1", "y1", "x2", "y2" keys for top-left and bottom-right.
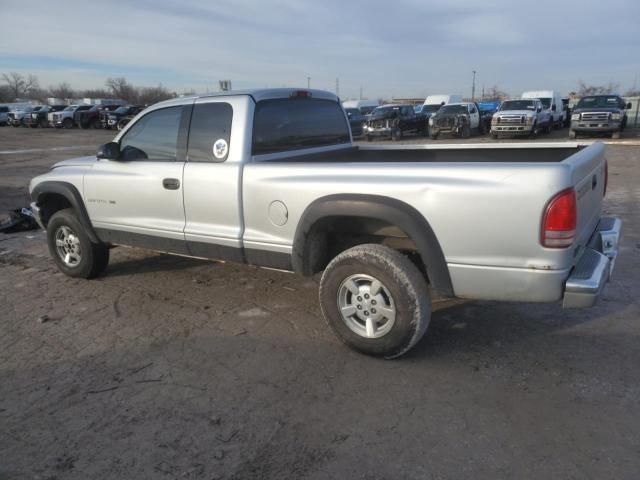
[{"x1": 156, "y1": 88, "x2": 339, "y2": 108}]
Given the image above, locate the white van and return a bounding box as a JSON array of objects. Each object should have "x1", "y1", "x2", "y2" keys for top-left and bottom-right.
[
  {"x1": 342, "y1": 99, "x2": 380, "y2": 116},
  {"x1": 421, "y1": 94, "x2": 462, "y2": 118},
  {"x1": 521, "y1": 90, "x2": 564, "y2": 128}
]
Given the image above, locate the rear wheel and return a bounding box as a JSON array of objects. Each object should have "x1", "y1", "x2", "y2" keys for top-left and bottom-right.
[
  {"x1": 568, "y1": 129, "x2": 576, "y2": 139},
  {"x1": 491, "y1": 133, "x2": 498, "y2": 140},
  {"x1": 39, "y1": 119, "x2": 48, "y2": 128},
  {"x1": 92, "y1": 118, "x2": 102, "y2": 129},
  {"x1": 391, "y1": 128, "x2": 403, "y2": 141},
  {"x1": 46, "y1": 209, "x2": 109, "y2": 279},
  {"x1": 461, "y1": 124, "x2": 471, "y2": 138},
  {"x1": 319, "y1": 244, "x2": 431, "y2": 359},
  {"x1": 430, "y1": 131, "x2": 439, "y2": 140},
  {"x1": 62, "y1": 118, "x2": 73, "y2": 129},
  {"x1": 366, "y1": 135, "x2": 372, "y2": 142}
]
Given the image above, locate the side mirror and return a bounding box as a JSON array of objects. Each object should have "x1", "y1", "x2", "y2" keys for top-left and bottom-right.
[
  {"x1": 551, "y1": 105, "x2": 556, "y2": 112},
  {"x1": 347, "y1": 112, "x2": 352, "y2": 118},
  {"x1": 537, "y1": 106, "x2": 542, "y2": 113},
  {"x1": 97, "y1": 141, "x2": 121, "y2": 160},
  {"x1": 626, "y1": 102, "x2": 632, "y2": 109}
]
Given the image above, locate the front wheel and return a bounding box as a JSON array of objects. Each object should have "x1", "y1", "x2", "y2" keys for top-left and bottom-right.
[
  {"x1": 430, "y1": 131, "x2": 439, "y2": 140},
  {"x1": 62, "y1": 118, "x2": 73, "y2": 129},
  {"x1": 46, "y1": 209, "x2": 109, "y2": 279},
  {"x1": 568, "y1": 129, "x2": 576, "y2": 139},
  {"x1": 319, "y1": 244, "x2": 431, "y2": 359},
  {"x1": 391, "y1": 128, "x2": 402, "y2": 141}
]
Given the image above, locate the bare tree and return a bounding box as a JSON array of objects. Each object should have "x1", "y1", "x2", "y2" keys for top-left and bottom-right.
[
  {"x1": 0, "y1": 85, "x2": 11, "y2": 103},
  {"x1": 49, "y1": 82, "x2": 75, "y2": 100},
  {"x1": 1, "y1": 72, "x2": 39, "y2": 100},
  {"x1": 137, "y1": 84, "x2": 175, "y2": 105},
  {"x1": 81, "y1": 88, "x2": 112, "y2": 99},
  {"x1": 105, "y1": 77, "x2": 137, "y2": 102},
  {"x1": 577, "y1": 80, "x2": 619, "y2": 96},
  {"x1": 483, "y1": 85, "x2": 508, "y2": 101},
  {"x1": 624, "y1": 87, "x2": 640, "y2": 97}
]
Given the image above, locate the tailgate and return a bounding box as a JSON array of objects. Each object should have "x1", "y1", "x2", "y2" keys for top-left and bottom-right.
[{"x1": 564, "y1": 142, "x2": 606, "y2": 253}]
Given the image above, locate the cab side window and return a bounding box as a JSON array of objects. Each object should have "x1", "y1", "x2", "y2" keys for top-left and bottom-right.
[
  {"x1": 120, "y1": 106, "x2": 182, "y2": 161},
  {"x1": 187, "y1": 102, "x2": 233, "y2": 162},
  {"x1": 469, "y1": 104, "x2": 477, "y2": 114}
]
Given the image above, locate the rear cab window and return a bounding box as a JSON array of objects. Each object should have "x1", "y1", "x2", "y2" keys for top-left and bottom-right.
[{"x1": 252, "y1": 98, "x2": 350, "y2": 155}]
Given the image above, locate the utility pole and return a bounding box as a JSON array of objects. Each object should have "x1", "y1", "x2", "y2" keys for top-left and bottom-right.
[
  {"x1": 471, "y1": 70, "x2": 477, "y2": 101},
  {"x1": 359, "y1": 86, "x2": 363, "y2": 100},
  {"x1": 307, "y1": 76, "x2": 311, "y2": 89},
  {"x1": 336, "y1": 78, "x2": 340, "y2": 97}
]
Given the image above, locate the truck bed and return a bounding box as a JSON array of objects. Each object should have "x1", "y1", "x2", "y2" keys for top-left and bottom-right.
[{"x1": 259, "y1": 143, "x2": 586, "y2": 164}]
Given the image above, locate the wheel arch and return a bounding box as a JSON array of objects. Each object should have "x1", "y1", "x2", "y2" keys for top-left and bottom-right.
[
  {"x1": 31, "y1": 181, "x2": 100, "y2": 243},
  {"x1": 292, "y1": 194, "x2": 454, "y2": 297}
]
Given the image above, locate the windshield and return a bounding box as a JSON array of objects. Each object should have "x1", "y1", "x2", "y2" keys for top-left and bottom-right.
[
  {"x1": 63, "y1": 105, "x2": 77, "y2": 111},
  {"x1": 345, "y1": 108, "x2": 360, "y2": 116},
  {"x1": 439, "y1": 105, "x2": 467, "y2": 115},
  {"x1": 422, "y1": 104, "x2": 441, "y2": 114},
  {"x1": 576, "y1": 96, "x2": 622, "y2": 109},
  {"x1": 371, "y1": 106, "x2": 399, "y2": 117},
  {"x1": 500, "y1": 100, "x2": 536, "y2": 111},
  {"x1": 538, "y1": 98, "x2": 551, "y2": 109},
  {"x1": 115, "y1": 107, "x2": 129, "y2": 114}
]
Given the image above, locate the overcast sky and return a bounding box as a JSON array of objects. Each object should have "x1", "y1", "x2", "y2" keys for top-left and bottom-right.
[{"x1": 1, "y1": 0, "x2": 639, "y2": 99}]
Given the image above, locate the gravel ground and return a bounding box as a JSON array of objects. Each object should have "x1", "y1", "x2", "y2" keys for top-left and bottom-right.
[{"x1": 0, "y1": 126, "x2": 639, "y2": 480}]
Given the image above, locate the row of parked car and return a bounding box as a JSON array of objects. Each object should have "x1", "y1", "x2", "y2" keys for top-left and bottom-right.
[
  {"x1": 0, "y1": 104, "x2": 145, "y2": 130},
  {"x1": 343, "y1": 91, "x2": 633, "y2": 141}
]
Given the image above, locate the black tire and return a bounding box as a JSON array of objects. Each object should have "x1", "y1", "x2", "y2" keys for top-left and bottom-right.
[
  {"x1": 461, "y1": 124, "x2": 471, "y2": 138},
  {"x1": 366, "y1": 135, "x2": 372, "y2": 142},
  {"x1": 568, "y1": 129, "x2": 576, "y2": 139},
  {"x1": 391, "y1": 128, "x2": 402, "y2": 141},
  {"x1": 544, "y1": 121, "x2": 552, "y2": 134},
  {"x1": 319, "y1": 244, "x2": 431, "y2": 359},
  {"x1": 46, "y1": 209, "x2": 109, "y2": 279},
  {"x1": 62, "y1": 118, "x2": 73, "y2": 129},
  {"x1": 528, "y1": 123, "x2": 538, "y2": 138},
  {"x1": 478, "y1": 121, "x2": 485, "y2": 135},
  {"x1": 92, "y1": 118, "x2": 102, "y2": 129},
  {"x1": 430, "y1": 132, "x2": 439, "y2": 140},
  {"x1": 40, "y1": 119, "x2": 48, "y2": 128},
  {"x1": 491, "y1": 133, "x2": 498, "y2": 140}
]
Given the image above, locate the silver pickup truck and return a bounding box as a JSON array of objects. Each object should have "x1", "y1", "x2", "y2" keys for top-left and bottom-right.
[{"x1": 29, "y1": 88, "x2": 621, "y2": 358}]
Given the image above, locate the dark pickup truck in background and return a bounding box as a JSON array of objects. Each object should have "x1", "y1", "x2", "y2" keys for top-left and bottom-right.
[
  {"x1": 75, "y1": 104, "x2": 121, "y2": 129},
  {"x1": 364, "y1": 104, "x2": 427, "y2": 141},
  {"x1": 569, "y1": 95, "x2": 631, "y2": 139},
  {"x1": 24, "y1": 105, "x2": 66, "y2": 128},
  {"x1": 102, "y1": 105, "x2": 144, "y2": 129},
  {"x1": 344, "y1": 107, "x2": 365, "y2": 136}
]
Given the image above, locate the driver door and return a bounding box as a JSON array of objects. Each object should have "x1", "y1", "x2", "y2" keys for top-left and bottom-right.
[
  {"x1": 84, "y1": 104, "x2": 191, "y2": 254},
  {"x1": 468, "y1": 104, "x2": 480, "y2": 129}
]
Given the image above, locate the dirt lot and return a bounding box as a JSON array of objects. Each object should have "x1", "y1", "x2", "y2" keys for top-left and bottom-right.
[{"x1": 1, "y1": 126, "x2": 639, "y2": 480}]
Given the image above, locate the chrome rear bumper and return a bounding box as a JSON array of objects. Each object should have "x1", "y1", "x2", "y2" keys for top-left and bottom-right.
[{"x1": 563, "y1": 217, "x2": 621, "y2": 308}]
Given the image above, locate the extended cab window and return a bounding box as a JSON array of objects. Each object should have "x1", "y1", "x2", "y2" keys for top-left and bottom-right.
[
  {"x1": 252, "y1": 98, "x2": 350, "y2": 155},
  {"x1": 187, "y1": 102, "x2": 233, "y2": 162},
  {"x1": 120, "y1": 106, "x2": 182, "y2": 161}
]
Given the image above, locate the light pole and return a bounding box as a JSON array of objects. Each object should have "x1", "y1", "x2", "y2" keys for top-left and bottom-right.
[
  {"x1": 471, "y1": 70, "x2": 477, "y2": 101},
  {"x1": 307, "y1": 76, "x2": 311, "y2": 89}
]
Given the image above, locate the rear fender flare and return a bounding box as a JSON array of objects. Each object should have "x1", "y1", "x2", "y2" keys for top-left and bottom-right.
[{"x1": 292, "y1": 194, "x2": 454, "y2": 297}]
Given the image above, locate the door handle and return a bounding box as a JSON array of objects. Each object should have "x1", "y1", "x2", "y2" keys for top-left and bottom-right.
[{"x1": 162, "y1": 178, "x2": 180, "y2": 190}]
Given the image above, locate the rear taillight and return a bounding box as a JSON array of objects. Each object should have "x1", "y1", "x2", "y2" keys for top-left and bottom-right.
[
  {"x1": 603, "y1": 160, "x2": 608, "y2": 197},
  {"x1": 541, "y1": 188, "x2": 576, "y2": 248}
]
